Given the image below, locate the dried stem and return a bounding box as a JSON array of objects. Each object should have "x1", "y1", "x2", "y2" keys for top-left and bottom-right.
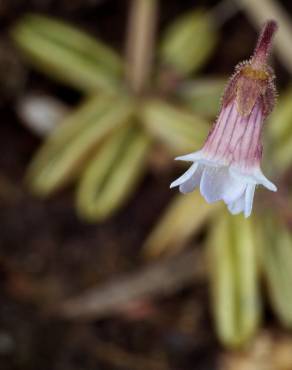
[
  {"x1": 125, "y1": 0, "x2": 158, "y2": 94},
  {"x1": 51, "y1": 248, "x2": 205, "y2": 320}
]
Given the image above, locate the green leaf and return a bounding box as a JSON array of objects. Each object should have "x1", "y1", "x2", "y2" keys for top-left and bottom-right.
[
  {"x1": 177, "y1": 78, "x2": 226, "y2": 118},
  {"x1": 77, "y1": 125, "x2": 151, "y2": 221},
  {"x1": 140, "y1": 99, "x2": 209, "y2": 155},
  {"x1": 268, "y1": 87, "x2": 292, "y2": 173},
  {"x1": 12, "y1": 14, "x2": 123, "y2": 92},
  {"x1": 26, "y1": 94, "x2": 135, "y2": 195},
  {"x1": 160, "y1": 10, "x2": 217, "y2": 76},
  {"x1": 143, "y1": 191, "x2": 221, "y2": 258},
  {"x1": 269, "y1": 87, "x2": 292, "y2": 141},
  {"x1": 208, "y1": 214, "x2": 261, "y2": 348},
  {"x1": 259, "y1": 215, "x2": 292, "y2": 327}
]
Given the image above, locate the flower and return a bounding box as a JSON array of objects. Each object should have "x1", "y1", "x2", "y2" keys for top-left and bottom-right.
[{"x1": 170, "y1": 20, "x2": 278, "y2": 217}]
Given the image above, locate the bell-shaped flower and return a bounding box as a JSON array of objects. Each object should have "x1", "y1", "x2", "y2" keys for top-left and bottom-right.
[{"x1": 171, "y1": 20, "x2": 278, "y2": 217}]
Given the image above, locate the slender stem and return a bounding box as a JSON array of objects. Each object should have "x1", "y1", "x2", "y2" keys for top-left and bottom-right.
[{"x1": 125, "y1": 0, "x2": 158, "y2": 94}]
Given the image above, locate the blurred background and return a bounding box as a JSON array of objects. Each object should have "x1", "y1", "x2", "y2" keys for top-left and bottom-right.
[{"x1": 1, "y1": 0, "x2": 292, "y2": 369}]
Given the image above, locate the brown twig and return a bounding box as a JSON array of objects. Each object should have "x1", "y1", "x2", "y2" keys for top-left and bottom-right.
[
  {"x1": 125, "y1": 0, "x2": 158, "y2": 94},
  {"x1": 51, "y1": 248, "x2": 205, "y2": 320}
]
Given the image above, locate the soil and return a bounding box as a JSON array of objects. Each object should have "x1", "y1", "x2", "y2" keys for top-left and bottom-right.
[{"x1": 0, "y1": 1, "x2": 290, "y2": 369}]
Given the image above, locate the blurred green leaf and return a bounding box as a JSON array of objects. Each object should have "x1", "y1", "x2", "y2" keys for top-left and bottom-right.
[
  {"x1": 177, "y1": 78, "x2": 226, "y2": 118},
  {"x1": 140, "y1": 99, "x2": 209, "y2": 155},
  {"x1": 159, "y1": 10, "x2": 217, "y2": 76},
  {"x1": 26, "y1": 94, "x2": 135, "y2": 196},
  {"x1": 12, "y1": 14, "x2": 123, "y2": 92},
  {"x1": 269, "y1": 87, "x2": 292, "y2": 173},
  {"x1": 269, "y1": 87, "x2": 292, "y2": 141},
  {"x1": 143, "y1": 191, "x2": 221, "y2": 258},
  {"x1": 259, "y1": 215, "x2": 292, "y2": 327},
  {"x1": 208, "y1": 213, "x2": 261, "y2": 348},
  {"x1": 77, "y1": 125, "x2": 151, "y2": 221}
]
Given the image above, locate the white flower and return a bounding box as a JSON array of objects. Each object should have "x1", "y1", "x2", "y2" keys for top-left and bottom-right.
[
  {"x1": 170, "y1": 17, "x2": 279, "y2": 218},
  {"x1": 170, "y1": 150, "x2": 276, "y2": 219}
]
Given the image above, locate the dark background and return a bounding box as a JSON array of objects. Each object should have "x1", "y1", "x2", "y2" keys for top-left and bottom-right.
[{"x1": 0, "y1": 1, "x2": 291, "y2": 369}]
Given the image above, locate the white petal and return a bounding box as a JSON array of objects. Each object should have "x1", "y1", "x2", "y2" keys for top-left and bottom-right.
[
  {"x1": 229, "y1": 167, "x2": 257, "y2": 185},
  {"x1": 175, "y1": 150, "x2": 203, "y2": 162},
  {"x1": 244, "y1": 184, "x2": 256, "y2": 218},
  {"x1": 227, "y1": 193, "x2": 245, "y2": 215},
  {"x1": 200, "y1": 166, "x2": 230, "y2": 203},
  {"x1": 179, "y1": 164, "x2": 204, "y2": 194},
  {"x1": 222, "y1": 171, "x2": 247, "y2": 204},
  {"x1": 253, "y1": 168, "x2": 277, "y2": 192},
  {"x1": 230, "y1": 166, "x2": 277, "y2": 192},
  {"x1": 170, "y1": 163, "x2": 198, "y2": 189},
  {"x1": 199, "y1": 166, "x2": 246, "y2": 204}
]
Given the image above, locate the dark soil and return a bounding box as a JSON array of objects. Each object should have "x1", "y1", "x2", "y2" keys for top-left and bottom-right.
[{"x1": 0, "y1": 0, "x2": 290, "y2": 369}]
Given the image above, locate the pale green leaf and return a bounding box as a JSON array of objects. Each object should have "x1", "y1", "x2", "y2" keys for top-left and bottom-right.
[
  {"x1": 77, "y1": 125, "x2": 151, "y2": 221},
  {"x1": 208, "y1": 214, "x2": 261, "y2": 348},
  {"x1": 177, "y1": 77, "x2": 226, "y2": 118},
  {"x1": 259, "y1": 215, "x2": 292, "y2": 327},
  {"x1": 160, "y1": 11, "x2": 217, "y2": 76},
  {"x1": 140, "y1": 99, "x2": 209, "y2": 155},
  {"x1": 269, "y1": 87, "x2": 292, "y2": 141},
  {"x1": 268, "y1": 87, "x2": 292, "y2": 173},
  {"x1": 12, "y1": 14, "x2": 123, "y2": 92},
  {"x1": 143, "y1": 191, "x2": 221, "y2": 258},
  {"x1": 26, "y1": 94, "x2": 135, "y2": 195}
]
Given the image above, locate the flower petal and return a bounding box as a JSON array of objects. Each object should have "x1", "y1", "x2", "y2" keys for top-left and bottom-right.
[
  {"x1": 230, "y1": 166, "x2": 277, "y2": 192},
  {"x1": 170, "y1": 162, "x2": 198, "y2": 189},
  {"x1": 199, "y1": 166, "x2": 246, "y2": 204},
  {"x1": 175, "y1": 150, "x2": 203, "y2": 162},
  {"x1": 244, "y1": 184, "x2": 256, "y2": 218},
  {"x1": 179, "y1": 164, "x2": 203, "y2": 194},
  {"x1": 222, "y1": 171, "x2": 247, "y2": 204},
  {"x1": 253, "y1": 168, "x2": 277, "y2": 192},
  {"x1": 200, "y1": 166, "x2": 229, "y2": 203},
  {"x1": 227, "y1": 193, "x2": 245, "y2": 215}
]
